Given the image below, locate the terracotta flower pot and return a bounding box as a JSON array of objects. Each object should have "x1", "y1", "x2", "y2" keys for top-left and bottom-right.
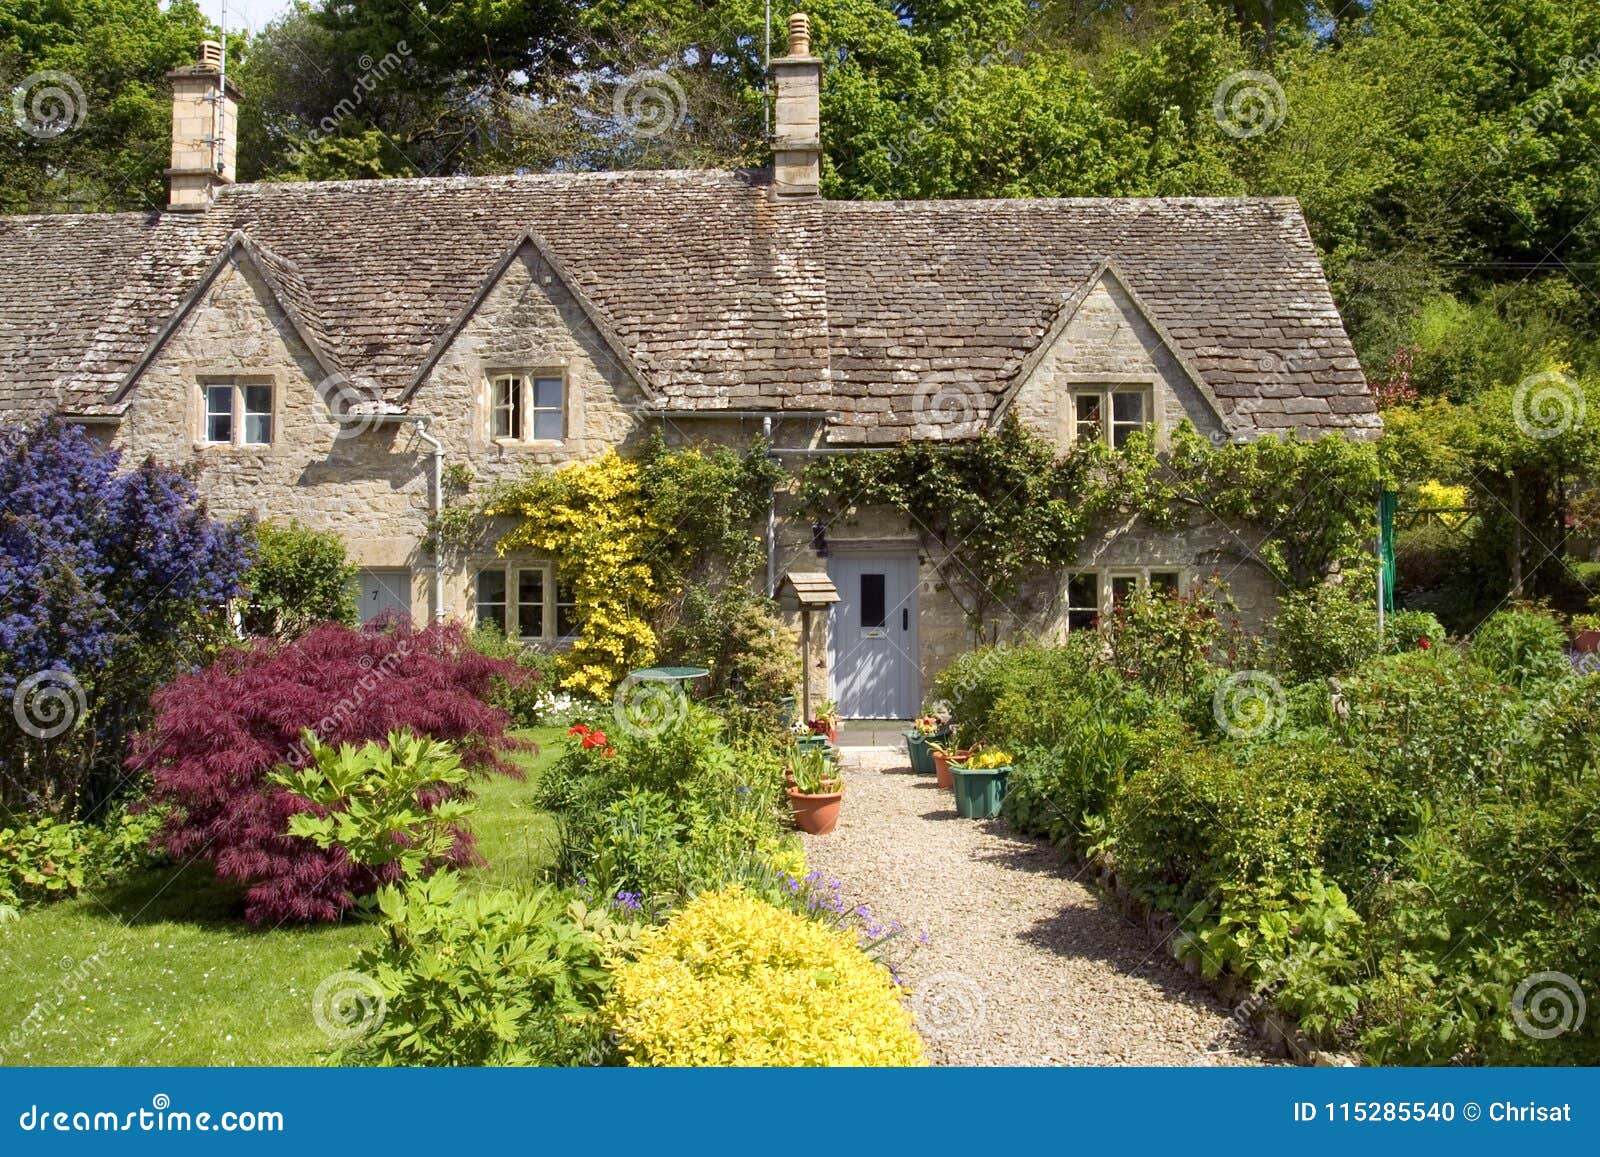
[
  {"x1": 932, "y1": 748, "x2": 971, "y2": 791},
  {"x1": 788, "y1": 784, "x2": 844, "y2": 835},
  {"x1": 1575, "y1": 628, "x2": 1600, "y2": 654}
]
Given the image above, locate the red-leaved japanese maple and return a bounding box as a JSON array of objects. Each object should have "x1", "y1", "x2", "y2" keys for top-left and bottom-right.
[{"x1": 129, "y1": 620, "x2": 527, "y2": 924}]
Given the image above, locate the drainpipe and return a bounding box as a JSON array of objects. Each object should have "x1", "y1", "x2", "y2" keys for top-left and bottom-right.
[
  {"x1": 764, "y1": 415, "x2": 777, "y2": 598},
  {"x1": 409, "y1": 414, "x2": 447, "y2": 622}
]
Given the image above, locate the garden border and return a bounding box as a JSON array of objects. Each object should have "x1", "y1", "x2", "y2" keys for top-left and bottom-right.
[{"x1": 1051, "y1": 835, "x2": 1360, "y2": 1067}]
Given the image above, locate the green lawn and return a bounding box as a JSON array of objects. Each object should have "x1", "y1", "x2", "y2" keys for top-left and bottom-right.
[{"x1": 0, "y1": 727, "x2": 564, "y2": 1066}]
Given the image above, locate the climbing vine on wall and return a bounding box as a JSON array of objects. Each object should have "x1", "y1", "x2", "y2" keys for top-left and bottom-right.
[
  {"x1": 478, "y1": 437, "x2": 783, "y2": 697},
  {"x1": 800, "y1": 417, "x2": 1381, "y2": 634}
]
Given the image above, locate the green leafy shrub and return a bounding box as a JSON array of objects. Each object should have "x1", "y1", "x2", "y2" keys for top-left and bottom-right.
[
  {"x1": 1181, "y1": 870, "x2": 1364, "y2": 1039},
  {"x1": 1469, "y1": 606, "x2": 1571, "y2": 691},
  {"x1": 1108, "y1": 736, "x2": 1404, "y2": 908},
  {"x1": 534, "y1": 705, "x2": 789, "y2": 906},
  {"x1": 269, "y1": 731, "x2": 475, "y2": 898},
  {"x1": 336, "y1": 872, "x2": 617, "y2": 1066},
  {"x1": 1360, "y1": 784, "x2": 1600, "y2": 1065},
  {"x1": 1385, "y1": 609, "x2": 1446, "y2": 651},
  {"x1": 933, "y1": 638, "x2": 1103, "y2": 749},
  {"x1": 241, "y1": 520, "x2": 356, "y2": 640},
  {"x1": 1272, "y1": 579, "x2": 1380, "y2": 683},
  {"x1": 661, "y1": 590, "x2": 798, "y2": 712},
  {"x1": 0, "y1": 806, "x2": 166, "y2": 908},
  {"x1": 1003, "y1": 699, "x2": 1186, "y2": 849},
  {"x1": 1102, "y1": 585, "x2": 1223, "y2": 694},
  {"x1": 468, "y1": 624, "x2": 552, "y2": 726},
  {"x1": 1341, "y1": 648, "x2": 1513, "y2": 800}
]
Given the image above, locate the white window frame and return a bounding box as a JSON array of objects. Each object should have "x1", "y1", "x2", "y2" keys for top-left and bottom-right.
[
  {"x1": 1064, "y1": 571, "x2": 1101, "y2": 633},
  {"x1": 487, "y1": 370, "x2": 566, "y2": 443},
  {"x1": 1069, "y1": 385, "x2": 1155, "y2": 448},
  {"x1": 473, "y1": 561, "x2": 575, "y2": 643},
  {"x1": 200, "y1": 378, "x2": 274, "y2": 447},
  {"x1": 1069, "y1": 566, "x2": 1187, "y2": 628}
]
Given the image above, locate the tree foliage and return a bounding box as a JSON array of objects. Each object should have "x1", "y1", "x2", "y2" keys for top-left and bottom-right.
[{"x1": 241, "y1": 520, "x2": 357, "y2": 641}]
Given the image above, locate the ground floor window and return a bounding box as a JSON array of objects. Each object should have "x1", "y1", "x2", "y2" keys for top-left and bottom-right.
[
  {"x1": 1065, "y1": 567, "x2": 1185, "y2": 630},
  {"x1": 474, "y1": 561, "x2": 573, "y2": 643},
  {"x1": 1065, "y1": 572, "x2": 1100, "y2": 632}
]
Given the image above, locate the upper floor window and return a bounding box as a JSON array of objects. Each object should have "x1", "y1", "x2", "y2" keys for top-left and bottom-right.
[
  {"x1": 202, "y1": 379, "x2": 273, "y2": 446},
  {"x1": 488, "y1": 371, "x2": 565, "y2": 442},
  {"x1": 1071, "y1": 386, "x2": 1153, "y2": 448}
]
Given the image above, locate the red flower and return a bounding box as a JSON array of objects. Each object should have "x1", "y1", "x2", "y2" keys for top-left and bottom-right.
[
  {"x1": 568, "y1": 724, "x2": 591, "y2": 738},
  {"x1": 1417, "y1": 637, "x2": 1431, "y2": 650},
  {"x1": 582, "y1": 730, "x2": 609, "y2": 749},
  {"x1": 602, "y1": 747, "x2": 616, "y2": 759}
]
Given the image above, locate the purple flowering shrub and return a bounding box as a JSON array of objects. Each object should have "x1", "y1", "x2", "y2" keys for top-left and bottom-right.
[{"x1": 0, "y1": 419, "x2": 250, "y2": 815}]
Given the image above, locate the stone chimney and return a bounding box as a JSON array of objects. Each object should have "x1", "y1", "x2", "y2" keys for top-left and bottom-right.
[
  {"x1": 166, "y1": 40, "x2": 238, "y2": 211},
  {"x1": 771, "y1": 13, "x2": 822, "y2": 197}
]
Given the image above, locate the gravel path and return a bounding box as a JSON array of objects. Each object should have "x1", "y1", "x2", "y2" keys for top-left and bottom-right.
[{"x1": 800, "y1": 746, "x2": 1276, "y2": 1067}]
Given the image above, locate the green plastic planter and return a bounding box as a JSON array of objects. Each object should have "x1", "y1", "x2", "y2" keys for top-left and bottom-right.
[
  {"x1": 904, "y1": 730, "x2": 938, "y2": 775},
  {"x1": 795, "y1": 733, "x2": 837, "y2": 763},
  {"x1": 950, "y1": 764, "x2": 1011, "y2": 819}
]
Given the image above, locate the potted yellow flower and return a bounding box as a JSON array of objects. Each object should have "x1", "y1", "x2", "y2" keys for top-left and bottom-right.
[
  {"x1": 949, "y1": 749, "x2": 1013, "y2": 819},
  {"x1": 904, "y1": 714, "x2": 948, "y2": 775}
]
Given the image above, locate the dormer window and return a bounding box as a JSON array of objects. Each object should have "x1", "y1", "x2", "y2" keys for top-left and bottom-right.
[
  {"x1": 201, "y1": 379, "x2": 273, "y2": 446},
  {"x1": 488, "y1": 371, "x2": 565, "y2": 442},
  {"x1": 1071, "y1": 386, "x2": 1153, "y2": 448}
]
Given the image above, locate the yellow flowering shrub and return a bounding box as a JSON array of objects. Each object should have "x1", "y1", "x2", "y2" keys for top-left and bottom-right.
[
  {"x1": 486, "y1": 450, "x2": 664, "y2": 696},
  {"x1": 606, "y1": 888, "x2": 926, "y2": 1066}
]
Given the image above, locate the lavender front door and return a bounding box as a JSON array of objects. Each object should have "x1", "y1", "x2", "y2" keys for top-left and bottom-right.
[{"x1": 827, "y1": 553, "x2": 920, "y2": 719}]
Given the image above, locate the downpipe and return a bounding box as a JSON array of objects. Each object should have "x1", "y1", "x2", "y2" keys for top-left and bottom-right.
[{"x1": 410, "y1": 414, "x2": 447, "y2": 622}]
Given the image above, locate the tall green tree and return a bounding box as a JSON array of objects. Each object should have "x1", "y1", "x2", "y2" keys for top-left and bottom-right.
[{"x1": 0, "y1": 0, "x2": 214, "y2": 212}]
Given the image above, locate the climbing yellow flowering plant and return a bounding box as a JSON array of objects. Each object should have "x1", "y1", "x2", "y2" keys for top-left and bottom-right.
[
  {"x1": 474, "y1": 438, "x2": 787, "y2": 699},
  {"x1": 484, "y1": 450, "x2": 663, "y2": 697},
  {"x1": 606, "y1": 887, "x2": 926, "y2": 1066}
]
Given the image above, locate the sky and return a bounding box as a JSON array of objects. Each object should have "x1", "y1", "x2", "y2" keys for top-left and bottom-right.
[{"x1": 200, "y1": 0, "x2": 296, "y2": 39}]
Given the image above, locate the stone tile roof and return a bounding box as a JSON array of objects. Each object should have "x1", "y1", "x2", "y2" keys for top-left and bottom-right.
[{"x1": 0, "y1": 170, "x2": 1376, "y2": 441}]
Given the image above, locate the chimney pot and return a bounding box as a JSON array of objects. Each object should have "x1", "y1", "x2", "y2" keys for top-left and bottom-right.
[
  {"x1": 787, "y1": 13, "x2": 811, "y2": 57},
  {"x1": 197, "y1": 39, "x2": 223, "y2": 69}
]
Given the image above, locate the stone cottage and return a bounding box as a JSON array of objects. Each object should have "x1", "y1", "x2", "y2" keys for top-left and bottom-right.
[{"x1": 0, "y1": 18, "x2": 1379, "y2": 718}]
